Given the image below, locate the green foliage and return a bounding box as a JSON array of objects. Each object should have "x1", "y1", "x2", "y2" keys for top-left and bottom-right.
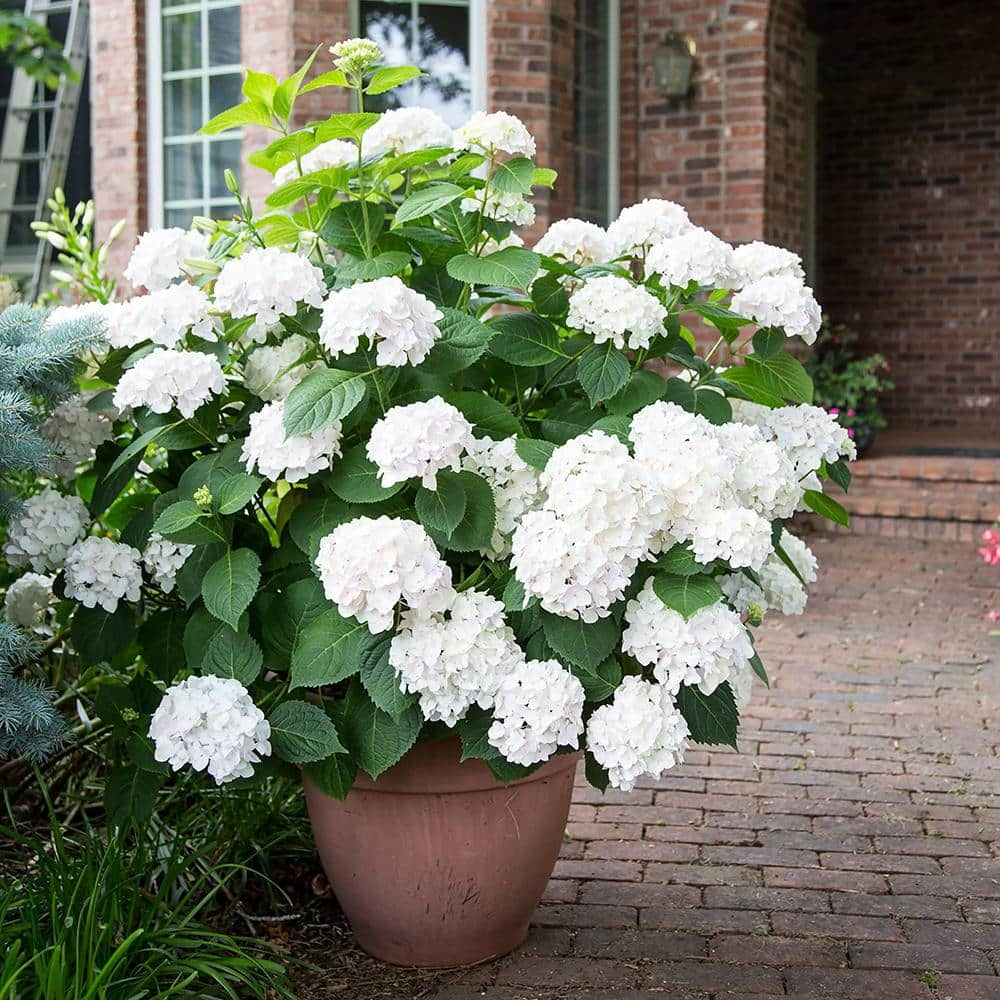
[{"x1": 0, "y1": 11, "x2": 75, "y2": 88}]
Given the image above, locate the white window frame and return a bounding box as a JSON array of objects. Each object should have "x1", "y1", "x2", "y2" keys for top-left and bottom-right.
[
  {"x1": 146, "y1": 0, "x2": 243, "y2": 229},
  {"x1": 350, "y1": 0, "x2": 487, "y2": 116}
]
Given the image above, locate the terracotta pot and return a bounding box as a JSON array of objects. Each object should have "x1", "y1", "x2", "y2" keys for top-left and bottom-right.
[{"x1": 303, "y1": 736, "x2": 580, "y2": 967}]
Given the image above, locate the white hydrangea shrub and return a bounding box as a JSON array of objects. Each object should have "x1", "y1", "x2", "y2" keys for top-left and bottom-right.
[{"x1": 24, "y1": 41, "x2": 856, "y2": 799}]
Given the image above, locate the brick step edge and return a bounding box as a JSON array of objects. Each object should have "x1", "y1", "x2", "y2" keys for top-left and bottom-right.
[{"x1": 800, "y1": 513, "x2": 993, "y2": 542}]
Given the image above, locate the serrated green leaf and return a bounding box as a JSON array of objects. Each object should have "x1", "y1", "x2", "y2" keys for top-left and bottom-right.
[
  {"x1": 313, "y1": 111, "x2": 380, "y2": 142},
  {"x1": 541, "y1": 612, "x2": 618, "y2": 671},
  {"x1": 444, "y1": 390, "x2": 524, "y2": 438},
  {"x1": 606, "y1": 369, "x2": 668, "y2": 416},
  {"x1": 215, "y1": 473, "x2": 263, "y2": 515},
  {"x1": 365, "y1": 64, "x2": 424, "y2": 95},
  {"x1": 269, "y1": 700, "x2": 346, "y2": 763},
  {"x1": 425, "y1": 470, "x2": 495, "y2": 552},
  {"x1": 335, "y1": 251, "x2": 410, "y2": 282},
  {"x1": 743, "y1": 352, "x2": 814, "y2": 404},
  {"x1": 288, "y1": 494, "x2": 349, "y2": 557},
  {"x1": 199, "y1": 99, "x2": 273, "y2": 135},
  {"x1": 488, "y1": 313, "x2": 565, "y2": 366},
  {"x1": 320, "y1": 200, "x2": 385, "y2": 258},
  {"x1": 827, "y1": 459, "x2": 852, "y2": 493},
  {"x1": 139, "y1": 608, "x2": 186, "y2": 682},
  {"x1": 201, "y1": 628, "x2": 263, "y2": 685},
  {"x1": 304, "y1": 752, "x2": 357, "y2": 800},
  {"x1": 803, "y1": 488, "x2": 850, "y2": 527},
  {"x1": 491, "y1": 156, "x2": 535, "y2": 194},
  {"x1": 752, "y1": 327, "x2": 785, "y2": 359},
  {"x1": 153, "y1": 500, "x2": 203, "y2": 535},
  {"x1": 299, "y1": 68, "x2": 349, "y2": 94},
  {"x1": 571, "y1": 655, "x2": 621, "y2": 702},
  {"x1": 420, "y1": 308, "x2": 493, "y2": 374},
  {"x1": 577, "y1": 342, "x2": 630, "y2": 405},
  {"x1": 72, "y1": 604, "x2": 134, "y2": 667},
  {"x1": 393, "y1": 183, "x2": 466, "y2": 226},
  {"x1": 677, "y1": 681, "x2": 739, "y2": 748},
  {"x1": 693, "y1": 388, "x2": 732, "y2": 425},
  {"x1": 446, "y1": 247, "x2": 540, "y2": 289},
  {"x1": 654, "y1": 543, "x2": 715, "y2": 577},
  {"x1": 514, "y1": 437, "x2": 555, "y2": 470},
  {"x1": 502, "y1": 573, "x2": 528, "y2": 613},
  {"x1": 359, "y1": 634, "x2": 417, "y2": 719},
  {"x1": 283, "y1": 368, "x2": 367, "y2": 437},
  {"x1": 290, "y1": 607, "x2": 369, "y2": 688},
  {"x1": 652, "y1": 572, "x2": 722, "y2": 619},
  {"x1": 201, "y1": 548, "x2": 261, "y2": 631},
  {"x1": 325, "y1": 444, "x2": 406, "y2": 503},
  {"x1": 415, "y1": 470, "x2": 466, "y2": 534},
  {"x1": 338, "y1": 677, "x2": 422, "y2": 779},
  {"x1": 260, "y1": 576, "x2": 328, "y2": 671}
]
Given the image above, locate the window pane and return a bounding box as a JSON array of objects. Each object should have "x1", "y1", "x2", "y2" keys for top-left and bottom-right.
[
  {"x1": 208, "y1": 72, "x2": 242, "y2": 119},
  {"x1": 165, "y1": 142, "x2": 202, "y2": 201},
  {"x1": 209, "y1": 6, "x2": 240, "y2": 66},
  {"x1": 360, "y1": 1, "x2": 471, "y2": 126},
  {"x1": 164, "y1": 77, "x2": 202, "y2": 137},
  {"x1": 165, "y1": 207, "x2": 193, "y2": 228},
  {"x1": 209, "y1": 140, "x2": 241, "y2": 197},
  {"x1": 164, "y1": 11, "x2": 202, "y2": 72},
  {"x1": 573, "y1": 0, "x2": 611, "y2": 223}
]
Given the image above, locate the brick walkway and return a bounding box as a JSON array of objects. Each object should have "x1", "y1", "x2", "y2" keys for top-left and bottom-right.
[{"x1": 434, "y1": 533, "x2": 1000, "y2": 1000}]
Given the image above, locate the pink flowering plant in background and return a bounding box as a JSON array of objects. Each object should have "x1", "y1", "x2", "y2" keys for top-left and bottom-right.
[{"x1": 0, "y1": 39, "x2": 857, "y2": 814}]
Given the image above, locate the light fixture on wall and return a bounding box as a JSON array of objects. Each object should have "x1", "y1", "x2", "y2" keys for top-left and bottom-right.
[{"x1": 653, "y1": 33, "x2": 696, "y2": 100}]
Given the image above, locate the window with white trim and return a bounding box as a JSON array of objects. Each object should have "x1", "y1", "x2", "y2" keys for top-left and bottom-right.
[
  {"x1": 572, "y1": 0, "x2": 618, "y2": 224},
  {"x1": 151, "y1": 0, "x2": 242, "y2": 228},
  {"x1": 354, "y1": 0, "x2": 485, "y2": 127}
]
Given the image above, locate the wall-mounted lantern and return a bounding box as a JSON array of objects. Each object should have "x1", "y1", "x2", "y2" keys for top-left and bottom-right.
[{"x1": 653, "y1": 33, "x2": 696, "y2": 100}]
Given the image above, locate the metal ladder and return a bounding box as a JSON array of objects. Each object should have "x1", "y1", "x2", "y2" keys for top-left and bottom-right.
[{"x1": 0, "y1": 0, "x2": 89, "y2": 299}]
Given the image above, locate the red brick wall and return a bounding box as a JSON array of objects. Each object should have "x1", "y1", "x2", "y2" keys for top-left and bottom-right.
[
  {"x1": 90, "y1": 0, "x2": 148, "y2": 278},
  {"x1": 618, "y1": 0, "x2": 771, "y2": 244},
  {"x1": 814, "y1": 0, "x2": 1000, "y2": 434}
]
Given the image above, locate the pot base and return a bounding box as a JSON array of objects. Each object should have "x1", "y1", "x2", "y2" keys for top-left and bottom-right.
[{"x1": 304, "y1": 737, "x2": 580, "y2": 968}]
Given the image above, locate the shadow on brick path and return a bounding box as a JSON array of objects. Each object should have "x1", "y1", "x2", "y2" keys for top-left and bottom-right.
[{"x1": 427, "y1": 534, "x2": 1000, "y2": 1000}]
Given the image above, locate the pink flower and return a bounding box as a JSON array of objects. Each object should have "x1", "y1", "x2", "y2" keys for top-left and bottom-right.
[
  {"x1": 847, "y1": 408, "x2": 856, "y2": 417},
  {"x1": 980, "y1": 526, "x2": 1000, "y2": 565},
  {"x1": 828, "y1": 407, "x2": 840, "y2": 416},
  {"x1": 988, "y1": 610, "x2": 1000, "y2": 621},
  {"x1": 847, "y1": 428, "x2": 855, "y2": 438}
]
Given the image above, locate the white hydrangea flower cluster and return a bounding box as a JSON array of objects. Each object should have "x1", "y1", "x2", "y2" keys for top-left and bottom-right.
[
  {"x1": 143, "y1": 533, "x2": 194, "y2": 593},
  {"x1": 273, "y1": 139, "x2": 356, "y2": 186},
  {"x1": 362, "y1": 107, "x2": 453, "y2": 156},
  {"x1": 512, "y1": 431, "x2": 655, "y2": 621},
  {"x1": 366, "y1": 397, "x2": 473, "y2": 489},
  {"x1": 720, "y1": 571, "x2": 767, "y2": 616},
  {"x1": 732, "y1": 274, "x2": 822, "y2": 345},
  {"x1": 242, "y1": 334, "x2": 323, "y2": 401},
  {"x1": 622, "y1": 579, "x2": 754, "y2": 696},
  {"x1": 645, "y1": 226, "x2": 739, "y2": 289},
  {"x1": 3, "y1": 488, "x2": 88, "y2": 572},
  {"x1": 586, "y1": 676, "x2": 690, "y2": 791},
  {"x1": 534, "y1": 218, "x2": 613, "y2": 266},
  {"x1": 460, "y1": 435, "x2": 544, "y2": 558},
  {"x1": 241, "y1": 399, "x2": 343, "y2": 483},
  {"x1": 733, "y1": 241, "x2": 804, "y2": 285},
  {"x1": 487, "y1": 658, "x2": 585, "y2": 766},
  {"x1": 113, "y1": 349, "x2": 225, "y2": 419},
  {"x1": 713, "y1": 421, "x2": 801, "y2": 521},
  {"x1": 40, "y1": 393, "x2": 114, "y2": 479},
  {"x1": 606, "y1": 198, "x2": 691, "y2": 257},
  {"x1": 319, "y1": 276, "x2": 443, "y2": 367},
  {"x1": 3, "y1": 572, "x2": 53, "y2": 629},
  {"x1": 567, "y1": 275, "x2": 667, "y2": 351},
  {"x1": 105, "y1": 282, "x2": 219, "y2": 350},
  {"x1": 315, "y1": 516, "x2": 455, "y2": 633},
  {"x1": 759, "y1": 532, "x2": 818, "y2": 615},
  {"x1": 480, "y1": 231, "x2": 525, "y2": 256},
  {"x1": 213, "y1": 247, "x2": 325, "y2": 342},
  {"x1": 63, "y1": 536, "x2": 142, "y2": 613},
  {"x1": 330, "y1": 36, "x2": 382, "y2": 75},
  {"x1": 630, "y1": 402, "x2": 781, "y2": 569},
  {"x1": 462, "y1": 190, "x2": 535, "y2": 226},
  {"x1": 455, "y1": 111, "x2": 536, "y2": 157},
  {"x1": 149, "y1": 675, "x2": 271, "y2": 784},
  {"x1": 124, "y1": 228, "x2": 209, "y2": 291},
  {"x1": 732, "y1": 400, "x2": 857, "y2": 480},
  {"x1": 389, "y1": 589, "x2": 522, "y2": 726}
]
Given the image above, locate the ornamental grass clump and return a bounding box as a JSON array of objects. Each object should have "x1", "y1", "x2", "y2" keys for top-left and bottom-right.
[{"x1": 0, "y1": 38, "x2": 856, "y2": 802}]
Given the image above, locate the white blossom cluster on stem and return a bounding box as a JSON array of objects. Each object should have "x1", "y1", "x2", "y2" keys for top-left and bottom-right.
[
  {"x1": 113, "y1": 348, "x2": 225, "y2": 418},
  {"x1": 487, "y1": 658, "x2": 585, "y2": 766},
  {"x1": 125, "y1": 228, "x2": 209, "y2": 291},
  {"x1": 389, "y1": 589, "x2": 522, "y2": 725},
  {"x1": 362, "y1": 107, "x2": 453, "y2": 156},
  {"x1": 606, "y1": 198, "x2": 691, "y2": 257},
  {"x1": 567, "y1": 275, "x2": 667, "y2": 350},
  {"x1": 241, "y1": 400, "x2": 343, "y2": 483},
  {"x1": 645, "y1": 226, "x2": 739, "y2": 289},
  {"x1": 732, "y1": 274, "x2": 822, "y2": 345},
  {"x1": 63, "y1": 536, "x2": 143, "y2": 613},
  {"x1": 3, "y1": 488, "x2": 89, "y2": 572},
  {"x1": 142, "y1": 533, "x2": 194, "y2": 593},
  {"x1": 274, "y1": 139, "x2": 356, "y2": 186},
  {"x1": 105, "y1": 283, "x2": 219, "y2": 350},
  {"x1": 213, "y1": 247, "x2": 325, "y2": 341},
  {"x1": 455, "y1": 111, "x2": 536, "y2": 157},
  {"x1": 242, "y1": 335, "x2": 323, "y2": 401},
  {"x1": 587, "y1": 676, "x2": 690, "y2": 791},
  {"x1": 315, "y1": 516, "x2": 455, "y2": 633},
  {"x1": 149, "y1": 675, "x2": 271, "y2": 784},
  {"x1": 3, "y1": 572, "x2": 53, "y2": 629},
  {"x1": 40, "y1": 393, "x2": 114, "y2": 479},
  {"x1": 462, "y1": 190, "x2": 535, "y2": 227},
  {"x1": 534, "y1": 218, "x2": 613, "y2": 266},
  {"x1": 622, "y1": 579, "x2": 754, "y2": 696},
  {"x1": 733, "y1": 241, "x2": 804, "y2": 284},
  {"x1": 319, "y1": 276, "x2": 443, "y2": 367},
  {"x1": 366, "y1": 397, "x2": 472, "y2": 489}
]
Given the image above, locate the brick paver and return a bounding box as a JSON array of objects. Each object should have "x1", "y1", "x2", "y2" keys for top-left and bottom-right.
[{"x1": 434, "y1": 533, "x2": 1000, "y2": 999}]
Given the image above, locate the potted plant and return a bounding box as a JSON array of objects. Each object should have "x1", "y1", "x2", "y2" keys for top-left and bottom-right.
[
  {"x1": 1, "y1": 40, "x2": 858, "y2": 967},
  {"x1": 809, "y1": 317, "x2": 893, "y2": 457}
]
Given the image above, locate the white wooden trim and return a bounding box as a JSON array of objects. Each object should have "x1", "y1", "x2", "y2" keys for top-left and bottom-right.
[
  {"x1": 145, "y1": 0, "x2": 165, "y2": 228},
  {"x1": 469, "y1": 0, "x2": 487, "y2": 112},
  {"x1": 606, "y1": 0, "x2": 620, "y2": 219}
]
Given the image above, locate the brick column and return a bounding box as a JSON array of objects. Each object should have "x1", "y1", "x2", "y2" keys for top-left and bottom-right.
[{"x1": 90, "y1": 0, "x2": 148, "y2": 278}]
